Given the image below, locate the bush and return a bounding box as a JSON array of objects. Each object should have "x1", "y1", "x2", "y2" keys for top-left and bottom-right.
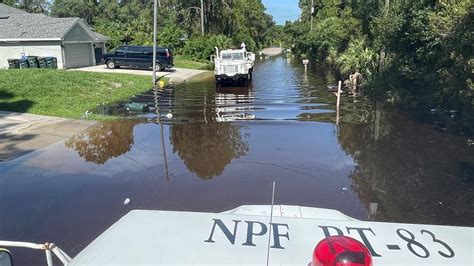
[
  {"x1": 157, "y1": 24, "x2": 186, "y2": 52},
  {"x1": 181, "y1": 34, "x2": 233, "y2": 61},
  {"x1": 336, "y1": 37, "x2": 379, "y2": 77}
]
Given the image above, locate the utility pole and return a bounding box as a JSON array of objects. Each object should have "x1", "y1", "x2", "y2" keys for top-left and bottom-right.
[
  {"x1": 310, "y1": 0, "x2": 314, "y2": 31},
  {"x1": 200, "y1": 0, "x2": 205, "y2": 35},
  {"x1": 152, "y1": 0, "x2": 158, "y2": 85}
]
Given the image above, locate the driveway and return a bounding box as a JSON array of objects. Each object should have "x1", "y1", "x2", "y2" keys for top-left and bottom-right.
[
  {"x1": 0, "y1": 111, "x2": 95, "y2": 161},
  {"x1": 72, "y1": 65, "x2": 212, "y2": 84}
]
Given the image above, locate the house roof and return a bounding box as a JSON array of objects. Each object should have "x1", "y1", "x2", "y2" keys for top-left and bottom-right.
[
  {"x1": 0, "y1": 3, "x2": 108, "y2": 42},
  {"x1": 93, "y1": 31, "x2": 109, "y2": 42}
]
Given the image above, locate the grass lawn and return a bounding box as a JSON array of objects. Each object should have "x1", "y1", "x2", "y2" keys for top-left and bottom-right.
[
  {"x1": 0, "y1": 69, "x2": 158, "y2": 119},
  {"x1": 174, "y1": 55, "x2": 213, "y2": 70}
]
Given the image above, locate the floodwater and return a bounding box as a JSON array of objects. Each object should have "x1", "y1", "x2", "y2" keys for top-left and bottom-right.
[{"x1": 1, "y1": 57, "x2": 473, "y2": 264}]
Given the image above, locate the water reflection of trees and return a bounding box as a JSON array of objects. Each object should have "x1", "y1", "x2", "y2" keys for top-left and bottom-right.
[
  {"x1": 65, "y1": 120, "x2": 136, "y2": 164},
  {"x1": 169, "y1": 84, "x2": 250, "y2": 179},
  {"x1": 170, "y1": 122, "x2": 249, "y2": 179},
  {"x1": 337, "y1": 106, "x2": 474, "y2": 226}
]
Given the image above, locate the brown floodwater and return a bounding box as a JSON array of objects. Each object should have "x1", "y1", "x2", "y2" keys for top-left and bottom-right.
[{"x1": 0, "y1": 57, "x2": 473, "y2": 265}]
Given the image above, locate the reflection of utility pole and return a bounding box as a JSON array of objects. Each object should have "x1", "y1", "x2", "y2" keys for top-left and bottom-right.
[
  {"x1": 159, "y1": 118, "x2": 170, "y2": 181},
  {"x1": 153, "y1": 86, "x2": 170, "y2": 182},
  {"x1": 203, "y1": 95, "x2": 208, "y2": 124}
]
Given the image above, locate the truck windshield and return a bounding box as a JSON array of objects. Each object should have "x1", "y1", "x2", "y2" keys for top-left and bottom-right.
[
  {"x1": 221, "y1": 52, "x2": 244, "y2": 60},
  {"x1": 232, "y1": 53, "x2": 244, "y2": 60},
  {"x1": 222, "y1": 53, "x2": 232, "y2": 60}
]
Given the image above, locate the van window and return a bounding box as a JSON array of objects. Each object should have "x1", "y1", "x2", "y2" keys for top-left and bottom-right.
[
  {"x1": 127, "y1": 47, "x2": 143, "y2": 54},
  {"x1": 142, "y1": 47, "x2": 153, "y2": 55},
  {"x1": 158, "y1": 50, "x2": 167, "y2": 57}
]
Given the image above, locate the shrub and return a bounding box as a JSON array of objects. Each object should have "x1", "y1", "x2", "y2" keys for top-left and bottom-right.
[
  {"x1": 157, "y1": 24, "x2": 186, "y2": 52},
  {"x1": 181, "y1": 34, "x2": 233, "y2": 61}
]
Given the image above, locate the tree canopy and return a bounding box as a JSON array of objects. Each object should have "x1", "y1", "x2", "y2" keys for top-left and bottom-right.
[
  {"x1": 3, "y1": 0, "x2": 280, "y2": 61},
  {"x1": 282, "y1": 0, "x2": 473, "y2": 129}
]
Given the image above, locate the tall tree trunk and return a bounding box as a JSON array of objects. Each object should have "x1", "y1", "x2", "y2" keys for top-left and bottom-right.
[{"x1": 379, "y1": 0, "x2": 389, "y2": 70}]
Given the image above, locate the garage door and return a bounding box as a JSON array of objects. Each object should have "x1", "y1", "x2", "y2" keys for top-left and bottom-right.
[{"x1": 64, "y1": 43, "x2": 92, "y2": 69}]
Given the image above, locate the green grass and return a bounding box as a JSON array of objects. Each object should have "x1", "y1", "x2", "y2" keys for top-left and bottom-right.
[
  {"x1": 0, "y1": 69, "x2": 160, "y2": 119},
  {"x1": 174, "y1": 55, "x2": 213, "y2": 70}
]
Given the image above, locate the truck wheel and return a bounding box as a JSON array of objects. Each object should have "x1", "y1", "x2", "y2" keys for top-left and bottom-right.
[{"x1": 106, "y1": 60, "x2": 116, "y2": 69}]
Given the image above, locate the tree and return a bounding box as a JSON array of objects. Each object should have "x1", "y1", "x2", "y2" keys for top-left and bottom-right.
[
  {"x1": 157, "y1": 24, "x2": 186, "y2": 52},
  {"x1": 43, "y1": 0, "x2": 276, "y2": 52},
  {"x1": 51, "y1": 0, "x2": 98, "y2": 24},
  {"x1": 2, "y1": 0, "x2": 50, "y2": 13}
]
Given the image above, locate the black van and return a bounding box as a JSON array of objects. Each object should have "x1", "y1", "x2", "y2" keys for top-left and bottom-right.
[{"x1": 101, "y1": 46, "x2": 173, "y2": 71}]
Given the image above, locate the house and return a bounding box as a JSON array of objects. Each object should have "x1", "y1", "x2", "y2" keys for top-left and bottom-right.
[{"x1": 0, "y1": 3, "x2": 109, "y2": 69}]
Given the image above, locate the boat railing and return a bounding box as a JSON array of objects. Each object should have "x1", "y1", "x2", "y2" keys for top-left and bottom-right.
[{"x1": 0, "y1": 240, "x2": 71, "y2": 266}]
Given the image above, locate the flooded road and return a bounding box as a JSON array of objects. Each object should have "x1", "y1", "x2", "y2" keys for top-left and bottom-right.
[{"x1": 1, "y1": 57, "x2": 473, "y2": 264}]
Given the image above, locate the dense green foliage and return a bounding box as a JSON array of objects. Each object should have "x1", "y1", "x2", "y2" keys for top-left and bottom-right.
[
  {"x1": 181, "y1": 34, "x2": 233, "y2": 61},
  {"x1": 283, "y1": 0, "x2": 473, "y2": 132},
  {"x1": 3, "y1": 0, "x2": 279, "y2": 61},
  {"x1": 0, "y1": 69, "x2": 154, "y2": 119}
]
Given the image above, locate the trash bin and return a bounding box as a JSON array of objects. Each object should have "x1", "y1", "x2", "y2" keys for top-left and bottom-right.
[
  {"x1": 7, "y1": 59, "x2": 20, "y2": 69},
  {"x1": 44, "y1": 57, "x2": 57, "y2": 69},
  {"x1": 37, "y1": 57, "x2": 48, "y2": 69},
  {"x1": 27, "y1": 56, "x2": 39, "y2": 68},
  {"x1": 19, "y1": 58, "x2": 29, "y2": 68}
]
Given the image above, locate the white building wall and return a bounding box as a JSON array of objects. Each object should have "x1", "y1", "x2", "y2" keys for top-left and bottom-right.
[{"x1": 0, "y1": 41, "x2": 64, "y2": 69}]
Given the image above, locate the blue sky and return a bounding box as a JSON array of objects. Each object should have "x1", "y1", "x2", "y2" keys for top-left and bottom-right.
[{"x1": 262, "y1": 0, "x2": 300, "y2": 25}]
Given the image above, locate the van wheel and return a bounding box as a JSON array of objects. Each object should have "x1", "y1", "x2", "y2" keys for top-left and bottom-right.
[
  {"x1": 155, "y1": 63, "x2": 163, "y2": 72},
  {"x1": 106, "y1": 60, "x2": 116, "y2": 69}
]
